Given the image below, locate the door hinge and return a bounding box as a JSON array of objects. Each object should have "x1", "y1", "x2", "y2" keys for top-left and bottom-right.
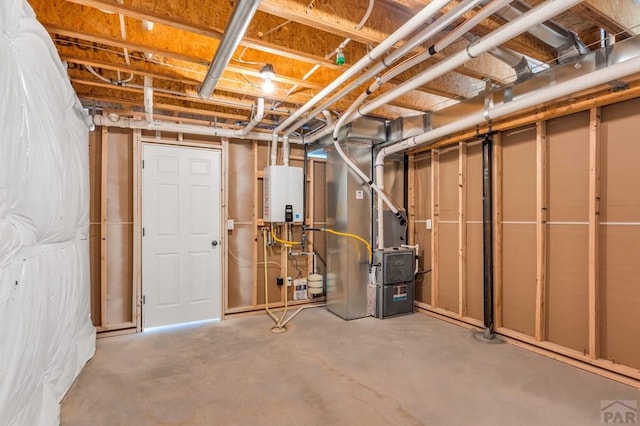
[
  {"x1": 142, "y1": 295, "x2": 146, "y2": 305},
  {"x1": 142, "y1": 159, "x2": 145, "y2": 169},
  {"x1": 142, "y1": 227, "x2": 145, "y2": 236}
]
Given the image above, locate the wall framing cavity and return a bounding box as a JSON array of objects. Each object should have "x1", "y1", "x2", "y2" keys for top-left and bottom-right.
[
  {"x1": 89, "y1": 128, "x2": 326, "y2": 335},
  {"x1": 409, "y1": 97, "x2": 640, "y2": 387}
]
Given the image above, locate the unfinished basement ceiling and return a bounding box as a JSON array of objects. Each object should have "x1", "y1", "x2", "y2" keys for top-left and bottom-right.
[{"x1": 31, "y1": 0, "x2": 640, "y2": 134}]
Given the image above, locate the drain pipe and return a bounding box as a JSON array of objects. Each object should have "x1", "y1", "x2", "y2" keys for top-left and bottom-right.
[
  {"x1": 143, "y1": 75, "x2": 153, "y2": 123},
  {"x1": 481, "y1": 132, "x2": 495, "y2": 338},
  {"x1": 282, "y1": 0, "x2": 483, "y2": 136},
  {"x1": 271, "y1": 0, "x2": 450, "y2": 139},
  {"x1": 374, "y1": 51, "x2": 640, "y2": 245},
  {"x1": 198, "y1": 0, "x2": 261, "y2": 98}
]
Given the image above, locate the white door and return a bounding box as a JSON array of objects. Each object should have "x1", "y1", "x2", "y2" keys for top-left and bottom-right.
[{"x1": 142, "y1": 144, "x2": 222, "y2": 328}]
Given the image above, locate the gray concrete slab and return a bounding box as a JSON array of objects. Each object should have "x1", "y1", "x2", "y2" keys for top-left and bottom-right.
[{"x1": 61, "y1": 309, "x2": 639, "y2": 425}]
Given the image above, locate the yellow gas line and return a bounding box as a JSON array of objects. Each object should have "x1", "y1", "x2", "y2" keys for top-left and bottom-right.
[{"x1": 263, "y1": 228, "x2": 279, "y2": 325}]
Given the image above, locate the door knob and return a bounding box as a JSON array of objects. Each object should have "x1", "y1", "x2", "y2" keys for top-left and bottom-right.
[{"x1": 211, "y1": 240, "x2": 218, "y2": 247}]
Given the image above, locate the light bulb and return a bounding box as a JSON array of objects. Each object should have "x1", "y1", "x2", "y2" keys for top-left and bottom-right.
[{"x1": 262, "y1": 78, "x2": 275, "y2": 94}]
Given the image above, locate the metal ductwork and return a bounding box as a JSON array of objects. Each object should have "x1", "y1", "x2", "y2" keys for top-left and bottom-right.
[
  {"x1": 198, "y1": 0, "x2": 261, "y2": 98},
  {"x1": 430, "y1": 35, "x2": 640, "y2": 131},
  {"x1": 375, "y1": 35, "x2": 640, "y2": 243},
  {"x1": 488, "y1": 46, "x2": 533, "y2": 82},
  {"x1": 496, "y1": 0, "x2": 589, "y2": 64},
  {"x1": 386, "y1": 114, "x2": 431, "y2": 145},
  {"x1": 463, "y1": 33, "x2": 533, "y2": 83}
]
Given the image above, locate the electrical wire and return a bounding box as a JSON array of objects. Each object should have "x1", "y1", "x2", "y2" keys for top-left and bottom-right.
[{"x1": 289, "y1": 254, "x2": 303, "y2": 278}]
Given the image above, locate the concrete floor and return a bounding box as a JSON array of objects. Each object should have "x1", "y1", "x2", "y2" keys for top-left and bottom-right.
[{"x1": 62, "y1": 309, "x2": 638, "y2": 426}]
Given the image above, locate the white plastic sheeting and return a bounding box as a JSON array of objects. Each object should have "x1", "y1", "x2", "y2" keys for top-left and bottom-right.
[{"x1": 0, "y1": 1, "x2": 96, "y2": 425}]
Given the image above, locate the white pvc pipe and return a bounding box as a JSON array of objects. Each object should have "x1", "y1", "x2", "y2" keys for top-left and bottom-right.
[
  {"x1": 302, "y1": 0, "x2": 515, "y2": 146},
  {"x1": 374, "y1": 0, "x2": 514, "y2": 94},
  {"x1": 373, "y1": 52, "x2": 640, "y2": 249},
  {"x1": 283, "y1": 134, "x2": 290, "y2": 166},
  {"x1": 321, "y1": 110, "x2": 332, "y2": 127},
  {"x1": 328, "y1": 0, "x2": 516, "y2": 235},
  {"x1": 118, "y1": 14, "x2": 130, "y2": 66},
  {"x1": 287, "y1": 0, "x2": 482, "y2": 135},
  {"x1": 272, "y1": 0, "x2": 450, "y2": 137},
  {"x1": 75, "y1": 99, "x2": 95, "y2": 131},
  {"x1": 143, "y1": 75, "x2": 153, "y2": 124},
  {"x1": 270, "y1": 133, "x2": 278, "y2": 166},
  {"x1": 238, "y1": 97, "x2": 264, "y2": 136},
  {"x1": 386, "y1": 57, "x2": 640, "y2": 158},
  {"x1": 357, "y1": 0, "x2": 582, "y2": 118},
  {"x1": 318, "y1": 0, "x2": 513, "y2": 241},
  {"x1": 93, "y1": 108, "x2": 301, "y2": 143},
  {"x1": 377, "y1": 177, "x2": 385, "y2": 250}
]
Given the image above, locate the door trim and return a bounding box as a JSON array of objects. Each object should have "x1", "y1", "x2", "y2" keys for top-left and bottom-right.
[{"x1": 134, "y1": 133, "x2": 227, "y2": 331}]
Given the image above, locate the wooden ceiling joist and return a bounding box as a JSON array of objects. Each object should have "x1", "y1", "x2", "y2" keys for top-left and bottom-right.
[
  {"x1": 63, "y1": 0, "x2": 344, "y2": 69},
  {"x1": 582, "y1": 0, "x2": 640, "y2": 37},
  {"x1": 257, "y1": 0, "x2": 401, "y2": 46},
  {"x1": 73, "y1": 82, "x2": 276, "y2": 125},
  {"x1": 31, "y1": 0, "x2": 633, "y2": 130}
]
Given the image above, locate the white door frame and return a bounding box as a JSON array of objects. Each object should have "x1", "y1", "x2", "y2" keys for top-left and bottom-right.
[{"x1": 133, "y1": 132, "x2": 228, "y2": 331}]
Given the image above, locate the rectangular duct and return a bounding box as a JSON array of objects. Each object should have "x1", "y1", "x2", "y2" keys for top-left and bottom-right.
[{"x1": 326, "y1": 139, "x2": 372, "y2": 319}]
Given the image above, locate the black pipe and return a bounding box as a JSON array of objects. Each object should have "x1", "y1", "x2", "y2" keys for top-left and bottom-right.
[
  {"x1": 302, "y1": 144, "x2": 308, "y2": 251},
  {"x1": 482, "y1": 133, "x2": 495, "y2": 337},
  {"x1": 403, "y1": 154, "x2": 409, "y2": 243}
]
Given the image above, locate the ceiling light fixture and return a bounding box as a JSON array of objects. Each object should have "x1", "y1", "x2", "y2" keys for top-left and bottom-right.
[
  {"x1": 260, "y1": 64, "x2": 275, "y2": 94},
  {"x1": 142, "y1": 20, "x2": 154, "y2": 31},
  {"x1": 262, "y1": 79, "x2": 275, "y2": 94}
]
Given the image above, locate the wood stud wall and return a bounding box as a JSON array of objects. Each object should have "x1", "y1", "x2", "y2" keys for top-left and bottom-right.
[
  {"x1": 89, "y1": 94, "x2": 639, "y2": 385},
  {"x1": 89, "y1": 129, "x2": 325, "y2": 333},
  {"x1": 410, "y1": 99, "x2": 640, "y2": 385}
]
